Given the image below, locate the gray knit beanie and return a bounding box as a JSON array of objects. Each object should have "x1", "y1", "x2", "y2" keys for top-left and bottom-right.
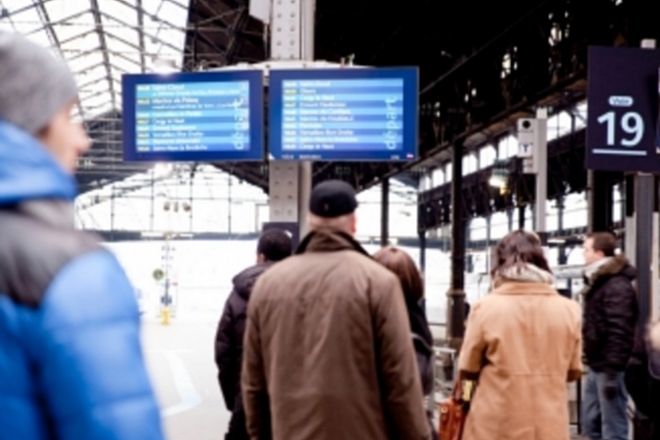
[{"x1": 0, "y1": 32, "x2": 78, "y2": 135}]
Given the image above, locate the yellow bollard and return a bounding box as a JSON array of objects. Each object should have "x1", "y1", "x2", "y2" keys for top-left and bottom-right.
[{"x1": 161, "y1": 306, "x2": 170, "y2": 326}]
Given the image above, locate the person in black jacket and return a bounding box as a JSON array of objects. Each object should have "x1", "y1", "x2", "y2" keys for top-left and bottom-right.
[
  {"x1": 581, "y1": 232, "x2": 639, "y2": 440},
  {"x1": 215, "y1": 229, "x2": 293, "y2": 440}
]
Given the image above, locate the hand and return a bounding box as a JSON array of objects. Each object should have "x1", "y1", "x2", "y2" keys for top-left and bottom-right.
[{"x1": 604, "y1": 373, "x2": 618, "y2": 400}]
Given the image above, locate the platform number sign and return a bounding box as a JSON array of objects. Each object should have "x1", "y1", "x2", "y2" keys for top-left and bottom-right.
[{"x1": 587, "y1": 46, "x2": 660, "y2": 172}]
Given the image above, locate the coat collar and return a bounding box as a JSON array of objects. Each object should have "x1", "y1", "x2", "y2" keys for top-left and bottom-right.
[
  {"x1": 491, "y1": 281, "x2": 559, "y2": 297},
  {"x1": 296, "y1": 228, "x2": 370, "y2": 256}
]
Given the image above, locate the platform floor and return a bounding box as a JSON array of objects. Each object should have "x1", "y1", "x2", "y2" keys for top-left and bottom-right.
[{"x1": 141, "y1": 288, "x2": 231, "y2": 440}]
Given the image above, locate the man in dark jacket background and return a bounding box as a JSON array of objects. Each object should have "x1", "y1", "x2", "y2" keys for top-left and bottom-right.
[
  {"x1": 215, "y1": 229, "x2": 293, "y2": 440},
  {"x1": 581, "y1": 231, "x2": 638, "y2": 440}
]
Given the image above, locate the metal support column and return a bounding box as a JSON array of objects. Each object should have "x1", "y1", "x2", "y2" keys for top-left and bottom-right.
[
  {"x1": 268, "y1": 0, "x2": 316, "y2": 237},
  {"x1": 419, "y1": 229, "x2": 427, "y2": 273},
  {"x1": 150, "y1": 170, "x2": 155, "y2": 231},
  {"x1": 633, "y1": 40, "x2": 658, "y2": 334},
  {"x1": 534, "y1": 108, "x2": 548, "y2": 245},
  {"x1": 447, "y1": 140, "x2": 466, "y2": 348},
  {"x1": 588, "y1": 171, "x2": 612, "y2": 233},
  {"x1": 518, "y1": 204, "x2": 525, "y2": 230},
  {"x1": 636, "y1": 174, "x2": 654, "y2": 341},
  {"x1": 381, "y1": 178, "x2": 390, "y2": 246}
]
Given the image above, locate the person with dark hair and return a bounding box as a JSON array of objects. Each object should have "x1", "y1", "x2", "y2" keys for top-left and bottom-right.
[
  {"x1": 581, "y1": 231, "x2": 638, "y2": 440},
  {"x1": 0, "y1": 32, "x2": 164, "y2": 440},
  {"x1": 458, "y1": 230, "x2": 582, "y2": 440},
  {"x1": 215, "y1": 229, "x2": 293, "y2": 440},
  {"x1": 373, "y1": 246, "x2": 437, "y2": 439}
]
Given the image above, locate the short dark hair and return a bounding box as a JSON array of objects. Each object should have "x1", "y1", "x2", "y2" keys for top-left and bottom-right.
[
  {"x1": 491, "y1": 230, "x2": 551, "y2": 278},
  {"x1": 587, "y1": 231, "x2": 616, "y2": 257},
  {"x1": 257, "y1": 229, "x2": 293, "y2": 262},
  {"x1": 372, "y1": 246, "x2": 424, "y2": 303}
]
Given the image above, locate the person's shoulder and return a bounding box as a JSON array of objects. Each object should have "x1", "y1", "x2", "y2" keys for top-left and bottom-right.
[
  {"x1": 41, "y1": 250, "x2": 138, "y2": 330},
  {"x1": 0, "y1": 212, "x2": 100, "y2": 308}
]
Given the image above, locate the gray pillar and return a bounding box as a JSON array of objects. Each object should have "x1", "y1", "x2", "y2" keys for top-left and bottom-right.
[
  {"x1": 447, "y1": 141, "x2": 466, "y2": 347},
  {"x1": 636, "y1": 174, "x2": 654, "y2": 336},
  {"x1": 534, "y1": 108, "x2": 548, "y2": 244},
  {"x1": 381, "y1": 178, "x2": 389, "y2": 246},
  {"x1": 419, "y1": 230, "x2": 427, "y2": 273},
  {"x1": 268, "y1": 0, "x2": 315, "y2": 238}
]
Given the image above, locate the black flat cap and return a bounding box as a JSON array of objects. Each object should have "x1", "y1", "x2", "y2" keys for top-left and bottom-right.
[{"x1": 309, "y1": 180, "x2": 358, "y2": 218}]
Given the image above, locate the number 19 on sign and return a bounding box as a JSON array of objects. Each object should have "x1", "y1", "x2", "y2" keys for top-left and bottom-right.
[{"x1": 596, "y1": 111, "x2": 645, "y2": 147}]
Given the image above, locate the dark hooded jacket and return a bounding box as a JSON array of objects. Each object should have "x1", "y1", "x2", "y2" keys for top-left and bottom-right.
[
  {"x1": 215, "y1": 263, "x2": 274, "y2": 416},
  {"x1": 581, "y1": 255, "x2": 639, "y2": 372}
]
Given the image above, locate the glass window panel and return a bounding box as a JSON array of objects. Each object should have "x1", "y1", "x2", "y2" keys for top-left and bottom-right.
[
  {"x1": 159, "y1": 0, "x2": 187, "y2": 24},
  {"x1": 24, "y1": 30, "x2": 52, "y2": 48},
  {"x1": 432, "y1": 168, "x2": 444, "y2": 186},
  {"x1": 8, "y1": 7, "x2": 44, "y2": 34},
  {"x1": 105, "y1": 33, "x2": 141, "y2": 57},
  {"x1": 547, "y1": 113, "x2": 561, "y2": 142},
  {"x1": 68, "y1": 53, "x2": 105, "y2": 75},
  {"x1": 101, "y1": 0, "x2": 139, "y2": 28},
  {"x1": 156, "y1": 28, "x2": 185, "y2": 50},
  {"x1": 44, "y1": 0, "x2": 89, "y2": 23},
  {"x1": 479, "y1": 144, "x2": 496, "y2": 168},
  {"x1": 109, "y1": 54, "x2": 141, "y2": 73},
  {"x1": 465, "y1": 153, "x2": 477, "y2": 175},
  {"x1": 60, "y1": 31, "x2": 100, "y2": 58},
  {"x1": 141, "y1": 0, "x2": 161, "y2": 18},
  {"x1": 8, "y1": 0, "x2": 35, "y2": 11},
  {"x1": 77, "y1": 65, "x2": 109, "y2": 87},
  {"x1": 51, "y1": 16, "x2": 96, "y2": 42},
  {"x1": 556, "y1": 111, "x2": 573, "y2": 138},
  {"x1": 102, "y1": 14, "x2": 139, "y2": 40}
]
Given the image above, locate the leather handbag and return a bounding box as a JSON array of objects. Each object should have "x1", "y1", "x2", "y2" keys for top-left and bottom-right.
[{"x1": 438, "y1": 380, "x2": 470, "y2": 440}]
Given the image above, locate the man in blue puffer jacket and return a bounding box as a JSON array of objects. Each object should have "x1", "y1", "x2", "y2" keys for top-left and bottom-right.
[{"x1": 0, "y1": 32, "x2": 164, "y2": 440}]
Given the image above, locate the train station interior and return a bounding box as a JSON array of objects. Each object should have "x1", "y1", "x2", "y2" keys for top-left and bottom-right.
[{"x1": 2, "y1": 0, "x2": 660, "y2": 439}]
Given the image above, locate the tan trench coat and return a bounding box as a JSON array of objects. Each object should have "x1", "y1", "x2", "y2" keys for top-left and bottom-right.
[
  {"x1": 458, "y1": 281, "x2": 582, "y2": 440},
  {"x1": 242, "y1": 229, "x2": 431, "y2": 440}
]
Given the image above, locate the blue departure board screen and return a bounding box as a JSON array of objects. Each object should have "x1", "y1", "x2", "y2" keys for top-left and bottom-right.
[
  {"x1": 268, "y1": 67, "x2": 418, "y2": 161},
  {"x1": 122, "y1": 71, "x2": 264, "y2": 162}
]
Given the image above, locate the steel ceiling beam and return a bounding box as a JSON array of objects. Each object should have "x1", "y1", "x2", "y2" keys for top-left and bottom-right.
[{"x1": 89, "y1": 0, "x2": 117, "y2": 111}]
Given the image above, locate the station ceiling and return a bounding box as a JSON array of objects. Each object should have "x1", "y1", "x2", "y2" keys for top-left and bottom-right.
[{"x1": 2, "y1": 0, "x2": 655, "y2": 194}]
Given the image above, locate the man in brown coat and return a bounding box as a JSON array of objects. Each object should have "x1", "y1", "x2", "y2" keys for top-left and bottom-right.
[{"x1": 241, "y1": 180, "x2": 432, "y2": 440}]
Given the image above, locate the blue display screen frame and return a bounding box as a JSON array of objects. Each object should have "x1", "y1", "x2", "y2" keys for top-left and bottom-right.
[
  {"x1": 268, "y1": 67, "x2": 419, "y2": 161},
  {"x1": 122, "y1": 70, "x2": 264, "y2": 162}
]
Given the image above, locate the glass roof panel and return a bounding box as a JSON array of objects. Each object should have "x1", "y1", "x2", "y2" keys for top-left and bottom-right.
[
  {"x1": 50, "y1": 11, "x2": 95, "y2": 43},
  {"x1": 59, "y1": 30, "x2": 99, "y2": 57},
  {"x1": 1, "y1": 0, "x2": 191, "y2": 120},
  {"x1": 101, "y1": 0, "x2": 138, "y2": 29},
  {"x1": 43, "y1": 1, "x2": 89, "y2": 24},
  {"x1": 68, "y1": 52, "x2": 106, "y2": 76},
  {"x1": 5, "y1": 6, "x2": 46, "y2": 34}
]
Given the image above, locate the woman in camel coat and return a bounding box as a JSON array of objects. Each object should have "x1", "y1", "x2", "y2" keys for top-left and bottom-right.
[{"x1": 458, "y1": 230, "x2": 583, "y2": 440}]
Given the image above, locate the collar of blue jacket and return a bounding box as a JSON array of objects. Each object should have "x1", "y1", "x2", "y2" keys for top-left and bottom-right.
[{"x1": 0, "y1": 120, "x2": 76, "y2": 206}]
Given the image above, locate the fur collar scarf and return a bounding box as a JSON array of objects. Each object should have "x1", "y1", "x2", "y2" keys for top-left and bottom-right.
[{"x1": 493, "y1": 263, "x2": 554, "y2": 288}]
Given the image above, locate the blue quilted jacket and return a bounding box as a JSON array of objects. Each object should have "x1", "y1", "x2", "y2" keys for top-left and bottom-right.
[{"x1": 0, "y1": 121, "x2": 164, "y2": 440}]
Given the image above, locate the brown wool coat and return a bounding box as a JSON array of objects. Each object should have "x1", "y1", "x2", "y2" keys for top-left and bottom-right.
[
  {"x1": 241, "y1": 229, "x2": 431, "y2": 440},
  {"x1": 458, "y1": 281, "x2": 583, "y2": 440}
]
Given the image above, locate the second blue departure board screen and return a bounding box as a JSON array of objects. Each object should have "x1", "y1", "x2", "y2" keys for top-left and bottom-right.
[
  {"x1": 122, "y1": 71, "x2": 264, "y2": 162},
  {"x1": 268, "y1": 67, "x2": 418, "y2": 161}
]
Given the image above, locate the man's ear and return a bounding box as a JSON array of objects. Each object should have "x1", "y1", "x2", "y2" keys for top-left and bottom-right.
[
  {"x1": 350, "y1": 214, "x2": 357, "y2": 234},
  {"x1": 257, "y1": 253, "x2": 266, "y2": 264}
]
